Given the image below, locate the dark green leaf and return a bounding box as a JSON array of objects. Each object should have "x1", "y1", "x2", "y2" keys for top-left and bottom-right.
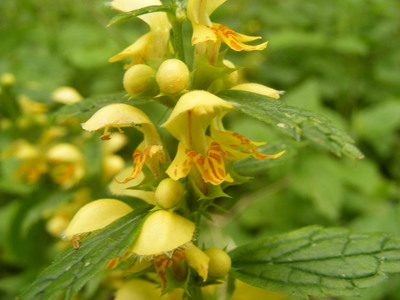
[
  {"x1": 19, "y1": 206, "x2": 150, "y2": 300},
  {"x1": 108, "y1": 5, "x2": 172, "y2": 27},
  {"x1": 52, "y1": 92, "x2": 153, "y2": 122},
  {"x1": 218, "y1": 90, "x2": 364, "y2": 160},
  {"x1": 229, "y1": 226, "x2": 400, "y2": 298}
]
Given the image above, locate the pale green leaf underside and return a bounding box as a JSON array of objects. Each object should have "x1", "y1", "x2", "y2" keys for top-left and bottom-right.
[
  {"x1": 218, "y1": 90, "x2": 364, "y2": 160},
  {"x1": 52, "y1": 92, "x2": 152, "y2": 122},
  {"x1": 229, "y1": 226, "x2": 400, "y2": 298},
  {"x1": 19, "y1": 206, "x2": 150, "y2": 300}
]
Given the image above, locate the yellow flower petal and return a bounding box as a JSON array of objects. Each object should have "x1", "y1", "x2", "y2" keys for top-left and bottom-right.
[
  {"x1": 191, "y1": 23, "x2": 219, "y2": 45},
  {"x1": 108, "y1": 167, "x2": 156, "y2": 205},
  {"x1": 81, "y1": 103, "x2": 152, "y2": 132},
  {"x1": 185, "y1": 245, "x2": 210, "y2": 281},
  {"x1": 166, "y1": 142, "x2": 196, "y2": 180},
  {"x1": 166, "y1": 139, "x2": 233, "y2": 185},
  {"x1": 197, "y1": 139, "x2": 233, "y2": 185},
  {"x1": 117, "y1": 144, "x2": 164, "y2": 183},
  {"x1": 130, "y1": 210, "x2": 195, "y2": 256},
  {"x1": 63, "y1": 199, "x2": 133, "y2": 239},
  {"x1": 163, "y1": 90, "x2": 232, "y2": 142},
  {"x1": 231, "y1": 83, "x2": 284, "y2": 99},
  {"x1": 215, "y1": 23, "x2": 268, "y2": 51}
]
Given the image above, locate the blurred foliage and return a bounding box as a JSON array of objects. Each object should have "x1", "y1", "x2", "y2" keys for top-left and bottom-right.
[{"x1": 1, "y1": 0, "x2": 399, "y2": 299}]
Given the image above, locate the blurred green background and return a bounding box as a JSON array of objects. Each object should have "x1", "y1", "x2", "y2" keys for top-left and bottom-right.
[{"x1": 1, "y1": 0, "x2": 400, "y2": 299}]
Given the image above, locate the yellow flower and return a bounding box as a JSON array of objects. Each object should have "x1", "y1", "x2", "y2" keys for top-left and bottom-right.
[
  {"x1": 163, "y1": 91, "x2": 283, "y2": 187},
  {"x1": 210, "y1": 113, "x2": 285, "y2": 160},
  {"x1": 109, "y1": 0, "x2": 171, "y2": 67},
  {"x1": 163, "y1": 91, "x2": 234, "y2": 186},
  {"x1": 187, "y1": 0, "x2": 267, "y2": 63},
  {"x1": 46, "y1": 143, "x2": 85, "y2": 189},
  {"x1": 81, "y1": 103, "x2": 167, "y2": 182},
  {"x1": 52, "y1": 86, "x2": 83, "y2": 105},
  {"x1": 128, "y1": 209, "x2": 210, "y2": 289},
  {"x1": 231, "y1": 83, "x2": 284, "y2": 100},
  {"x1": 63, "y1": 198, "x2": 133, "y2": 248},
  {"x1": 108, "y1": 167, "x2": 156, "y2": 205},
  {"x1": 129, "y1": 210, "x2": 195, "y2": 256}
]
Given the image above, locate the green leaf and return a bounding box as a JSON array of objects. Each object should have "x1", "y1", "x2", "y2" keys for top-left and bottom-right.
[
  {"x1": 52, "y1": 92, "x2": 153, "y2": 122},
  {"x1": 229, "y1": 226, "x2": 400, "y2": 298},
  {"x1": 218, "y1": 90, "x2": 364, "y2": 160},
  {"x1": 19, "y1": 206, "x2": 150, "y2": 300},
  {"x1": 108, "y1": 5, "x2": 172, "y2": 27}
]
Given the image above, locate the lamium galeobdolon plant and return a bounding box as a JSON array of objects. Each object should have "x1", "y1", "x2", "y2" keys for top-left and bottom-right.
[{"x1": 20, "y1": 0, "x2": 400, "y2": 300}]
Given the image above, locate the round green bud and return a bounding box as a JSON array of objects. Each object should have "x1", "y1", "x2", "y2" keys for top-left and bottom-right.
[
  {"x1": 155, "y1": 178, "x2": 184, "y2": 209},
  {"x1": 204, "y1": 247, "x2": 232, "y2": 277},
  {"x1": 156, "y1": 59, "x2": 190, "y2": 94},
  {"x1": 123, "y1": 64, "x2": 155, "y2": 96}
]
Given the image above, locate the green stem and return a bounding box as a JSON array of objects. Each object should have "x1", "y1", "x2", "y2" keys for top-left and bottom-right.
[
  {"x1": 169, "y1": 0, "x2": 186, "y2": 62},
  {"x1": 187, "y1": 284, "x2": 204, "y2": 300}
]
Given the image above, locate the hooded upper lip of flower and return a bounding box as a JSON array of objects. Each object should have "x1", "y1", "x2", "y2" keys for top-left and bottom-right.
[
  {"x1": 186, "y1": 0, "x2": 268, "y2": 52},
  {"x1": 81, "y1": 103, "x2": 167, "y2": 182},
  {"x1": 108, "y1": 0, "x2": 172, "y2": 67}
]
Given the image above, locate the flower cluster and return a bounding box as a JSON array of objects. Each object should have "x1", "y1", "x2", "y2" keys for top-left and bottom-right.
[{"x1": 62, "y1": 0, "x2": 286, "y2": 298}]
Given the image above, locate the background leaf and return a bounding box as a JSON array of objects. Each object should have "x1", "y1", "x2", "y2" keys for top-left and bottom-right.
[
  {"x1": 52, "y1": 93, "x2": 153, "y2": 122},
  {"x1": 19, "y1": 206, "x2": 150, "y2": 300},
  {"x1": 229, "y1": 226, "x2": 400, "y2": 298},
  {"x1": 218, "y1": 90, "x2": 364, "y2": 160},
  {"x1": 108, "y1": 5, "x2": 172, "y2": 26}
]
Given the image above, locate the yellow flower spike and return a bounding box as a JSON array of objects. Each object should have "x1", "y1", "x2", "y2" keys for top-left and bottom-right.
[
  {"x1": 63, "y1": 199, "x2": 133, "y2": 241},
  {"x1": 204, "y1": 247, "x2": 231, "y2": 277},
  {"x1": 109, "y1": 167, "x2": 156, "y2": 205},
  {"x1": 129, "y1": 210, "x2": 195, "y2": 256},
  {"x1": 231, "y1": 83, "x2": 284, "y2": 100},
  {"x1": 82, "y1": 103, "x2": 166, "y2": 180},
  {"x1": 52, "y1": 86, "x2": 83, "y2": 105},
  {"x1": 109, "y1": 0, "x2": 171, "y2": 67},
  {"x1": 185, "y1": 244, "x2": 210, "y2": 281}
]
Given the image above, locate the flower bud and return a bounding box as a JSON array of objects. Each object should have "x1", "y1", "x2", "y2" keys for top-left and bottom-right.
[
  {"x1": 155, "y1": 178, "x2": 184, "y2": 209},
  {"x1": 63, "y1": 199, "x2": 133, "y2": 239},
  {"x1": 204, "y1": 247, "x2": 231, "y2": 277},
  {"x1": 156, "y1": 59, "x2": 190, "y2": 94},
  {"x1": 123, "y1": 64, "x2": 155, "y2": 96}
]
